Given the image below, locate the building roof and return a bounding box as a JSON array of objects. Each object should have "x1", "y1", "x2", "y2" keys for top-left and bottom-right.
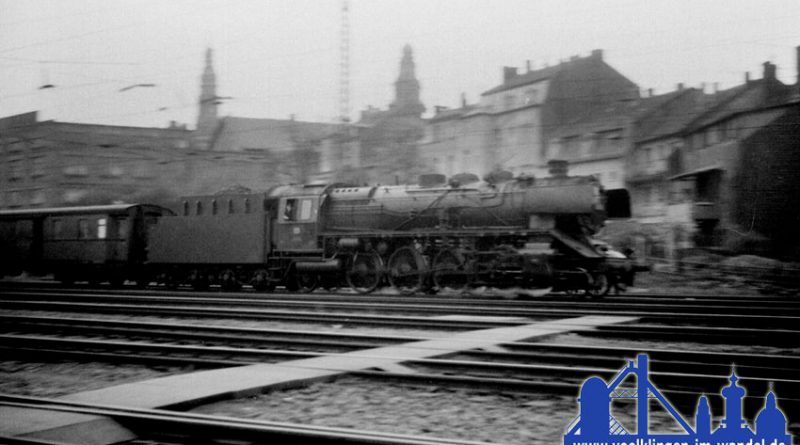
[
  {"x1": 210, "y1": 116, "x2": 342, "y2": 152},
  {"x1": 686, "y1": 69, "x2": 794, "y2": 132},
  {"x1": 481, "y1": 64, "x2": 562, "y2": 96},
  {"x1": 632, "y1": 88, "x2": 708, "y2": 143}
]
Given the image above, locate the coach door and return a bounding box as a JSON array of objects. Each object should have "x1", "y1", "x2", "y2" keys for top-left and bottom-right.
[{"x1": 275, "y1": 196, "x2": 319, "y2": 252}]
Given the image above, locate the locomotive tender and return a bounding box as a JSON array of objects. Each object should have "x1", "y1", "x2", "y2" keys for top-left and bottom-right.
[{"x1": 0, "y1": 169, "x2": 634, "y2": 296}]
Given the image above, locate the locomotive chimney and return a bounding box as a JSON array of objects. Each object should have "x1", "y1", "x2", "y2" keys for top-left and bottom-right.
[{"x1": 548, "y1": 160, "x2": 569, "y2": 178}]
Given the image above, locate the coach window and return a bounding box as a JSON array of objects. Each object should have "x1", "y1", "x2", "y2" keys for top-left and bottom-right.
[
  {"x1": 116, "y1": 218, "x2": 128, "y2": 239},
  {"x1": 211, "y1": 199, "x2": 218, "y2": 215},
  {"x1": 183, "y1": 201, "x2": 189, "y2": 216},
  {"x1": 196, "y1": 201, "x2": 203, "y2": 215},
  {"x1": 97, "y1": 218, "x2": 107, "y2": 239},
  {"x1": 227, "y1": 199, "x2": 234, "y2": 214},
  {"x1": 244, "y1": 198, "x2": 251, "y2": 214},
  {"x1": 15, "y1": 220, "x2": 33, "y2": 238},
  {"x1": 52, "y1": 219, "x2": 63, "y2": 239},
  {"x1": 78, "y1": 219, "x2": 91, "y2": 239}
]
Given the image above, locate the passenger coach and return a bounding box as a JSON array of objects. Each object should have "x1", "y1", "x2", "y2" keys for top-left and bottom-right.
[{"x1": 0, "y1": 204, "x2": 173, "y2": 285}]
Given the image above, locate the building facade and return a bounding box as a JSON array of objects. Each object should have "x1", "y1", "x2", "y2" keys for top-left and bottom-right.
[
  {"x1": 0, "y1": 112, "x2": 193, "y2": 208},
  {"x1": 670, "y1": 61, "x2": 800, "y2": 257},
  {"x1": 421, "y1": 50, "x2": 640, "y2": 189}
]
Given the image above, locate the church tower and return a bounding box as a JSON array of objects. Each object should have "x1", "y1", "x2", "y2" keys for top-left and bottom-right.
[
  {"x1": 195, "y1": 48, "x2": 218, "y2": 150},
  {"x1": 389, "y1": 44, "x2": 425, "y2": 117}
]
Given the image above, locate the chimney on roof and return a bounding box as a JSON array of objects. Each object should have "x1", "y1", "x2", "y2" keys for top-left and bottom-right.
[
  {"x1": 503, "y1": 66, "x2": 518, "y2": 83},
  {"x1": 700, "y1": 82, "x2": 706, "y2": 93},
  {"x1": 745, "y1": 71, "x2": 750, "y2": 84},
  {"x1": 591, "y1": 49, "x2": 603, "y2": 60},
  {"x1": 763, "y1": 61, "x2": 776, "y2": 81},
  {"x1": 648, "y1": 88, "x2": 654, "y2": 97},
  {"x1": 713, "y1": 82, "x2": 719, "y2": 93},
  {"x1": 461, "y1": 92, "x2": 467, "y2": 108},
  {"x1": 548, "y1": 160, "x2": 569, "y2": 178},
  {"x1": 526, "y1": 60, "x2": 531, "y2": 72},
  {"x1": 677, "y1": 82, "x2": 684, "y2": 91}
]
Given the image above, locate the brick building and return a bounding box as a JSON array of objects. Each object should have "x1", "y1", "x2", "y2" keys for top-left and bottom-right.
[{"x1": 0, "y1": 112, "x2": 193, "y2": 208}]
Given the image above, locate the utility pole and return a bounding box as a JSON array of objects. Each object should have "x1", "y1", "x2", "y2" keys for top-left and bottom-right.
[{"x1": 339, "y1": 0, "x2": 350, "y2": 123}]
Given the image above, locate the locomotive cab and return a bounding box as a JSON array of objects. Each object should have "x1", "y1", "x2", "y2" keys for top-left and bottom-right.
[{"x1": 275, "y1": 195, "x2": 322, "y2": 252}]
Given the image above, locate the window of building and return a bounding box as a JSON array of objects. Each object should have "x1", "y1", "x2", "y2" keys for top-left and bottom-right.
[
  {"x1": 196, "y1": 201, "x2": 203, "y2": 215},
  {"x1": 9, "y1": 159, "x2": 23, "y2": 180},
  {"x1": 133, "y1": 161, "x2": 153, "y2": 178},
  {"x1": 108, "y1": 166, "x2": 124, "y2": 177},
  {"x1": 63, "y1": 165, "x2": 89, "y2": 176},
  {"x1": 504, "y1": 94, "x2": 514, "y2": 109},
  {"x1": 31, "y1": 190, "x2": 45, "y2": 205},
  {"x1": 183, "y1": 201, "x2": 189, "y2": 216},
  {"x1": 31, "y1": 157, "x2": 45, "y2": 177},
  {"x1": 10, "y1": 191, "x2": 21, "y2": 207},
  {"x1": 244, "y1": 198, "x2": 251, "y2": 214},
  {"x1": 524, "y1": 89, "x2": 537, "y2": 105},
  {"x1": 211, "y1": 199, "x2": 218, "y2": 215},
  {"x1": 63, "y1": 189, "x2": 87, "y2": 203},
  {"x1": 78, "y1": 219, "x2": 91, "y2": 239},
  {"x1": 97, "y1": 218, "x2": 107, "y2": 239},
  {"x1": 227, "y1": 199, "x2": 234, "y2": 214}
]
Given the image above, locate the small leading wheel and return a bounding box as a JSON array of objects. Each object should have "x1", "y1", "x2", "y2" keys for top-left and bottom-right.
[
  {"x1": 432, "y1": 249, "x2": 470, "y2": 292},
  {"x1": 387, "y1": 246, "x2": 427, "y2": 295},
  {"x1": 346, "y1": 252, "x2": 382, "y2": 294}
]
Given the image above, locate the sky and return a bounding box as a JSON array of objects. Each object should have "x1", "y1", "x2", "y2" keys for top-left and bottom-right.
[{"x1": 1, "y1": 0, "x2": 799, "y2": 129}]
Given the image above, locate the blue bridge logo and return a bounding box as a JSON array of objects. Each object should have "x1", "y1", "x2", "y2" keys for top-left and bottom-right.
[{"x1": 564, "y1": 354, "x2": 792, "y2": 445}]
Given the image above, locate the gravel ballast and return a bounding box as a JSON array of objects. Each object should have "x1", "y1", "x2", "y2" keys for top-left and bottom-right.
[{"x1": 192, "y1": 377, "x2": 686, "y2": 445}]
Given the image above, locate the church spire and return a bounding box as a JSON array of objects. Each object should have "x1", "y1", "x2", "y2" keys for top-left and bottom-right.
[
  {"x1": 389, "y1": 44, "x2": 425, "y2": 117},
  {"x1": 196, "y1": 47, "x2": 218, "y2": 149}
]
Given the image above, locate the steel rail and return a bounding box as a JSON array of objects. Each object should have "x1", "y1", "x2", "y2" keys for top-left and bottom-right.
[
  {"x1": 0, "y1": 395, "x2": 496, "y2": 445},
  {"x1": 0, "y1": 281, "x2": 800, "y2": 303},
  {"x1": 2, "y1": 314, "x2": 800, "y2": 374},
  {"x1": 4, "y1": 288, "x2": 800, "y2": 317},
  {"x1": 2, "y1": 296, "x2": 799, "y2": 332},
  {"x1": 3, "y1": 333, "x2": 799, "y2": 399}
]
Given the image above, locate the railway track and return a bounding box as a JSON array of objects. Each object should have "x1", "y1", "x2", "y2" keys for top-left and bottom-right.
[
  {"x1": 0, "y1": 394, "x2": 493, "y2": 445},
  {"x1": 2, "y1": 314, "x2": 798, "y2": 412},
  {"x1": 2, "y1": 287, "x2": 800, "y2": 331}
]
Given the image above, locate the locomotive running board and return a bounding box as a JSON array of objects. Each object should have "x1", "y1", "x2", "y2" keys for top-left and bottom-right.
[{"x1": 3, "y1": 315, "x2": 636, "y2": 444}]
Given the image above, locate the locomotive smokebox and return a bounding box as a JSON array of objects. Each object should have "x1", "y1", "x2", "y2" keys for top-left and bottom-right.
[{"x1": 547, "y1": 159, "x2": 569, "y2": 178}]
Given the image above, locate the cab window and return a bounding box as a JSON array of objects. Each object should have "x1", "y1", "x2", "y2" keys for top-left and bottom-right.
[
  {"x1": 283, "y1": 199, "x2": 297, "y2": 221},
  {"x1": 299, "y1": 199, "x2": 313, "y2": 220}
]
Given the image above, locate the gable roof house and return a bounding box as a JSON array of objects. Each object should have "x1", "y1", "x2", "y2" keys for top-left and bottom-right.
[{"x1": 672, "y1": 59, "x2": 800, "y2": 257}]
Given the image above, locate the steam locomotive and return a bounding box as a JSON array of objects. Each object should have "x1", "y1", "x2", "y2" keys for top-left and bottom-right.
[{"x1": 0, "y1": 169, "x2": 635, "y2": 296}]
